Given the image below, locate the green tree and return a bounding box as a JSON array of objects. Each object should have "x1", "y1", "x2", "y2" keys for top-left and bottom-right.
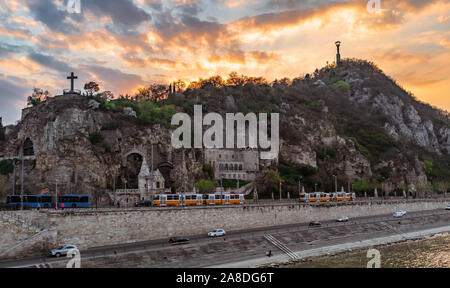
[
  {"x1": 424, "y1": 160, "x2": 433, "y2": 178},
  {"x1": 353, "y1": 179, "x2": 371, "y2": 195},
  {"x1": 195, "y1": 180, "x2": 215, "y2": 194},
  {"x1": 174, "y1": 80, "x2": 186, "y2": 92},
  {"x1": 202, "y1": 164, "x2": 214, "y2": 180},
  {"x1": 226, "y1": 72, "x2": 245, "y2": 86},
  {"x1": 27, "y1": 88, "x2": 51, "y2": 106},
  {"x1": 84, "y1": 81, "x2": 100, "y2": 96},
  {"x1": 257, "y1": 170, "x2": 283, "y2": 198},
  {"x1": 0, "y1": 160, "x2": 13, "y2": 175}
]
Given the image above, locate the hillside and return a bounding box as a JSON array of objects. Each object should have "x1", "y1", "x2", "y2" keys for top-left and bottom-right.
[{"x1": 0, "y1": 59, "x2": 449, "y2": 202}]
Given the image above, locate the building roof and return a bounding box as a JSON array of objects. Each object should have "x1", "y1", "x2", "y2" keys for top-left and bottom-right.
[{"x1": 139, "y1": 157, "x2": 164, "y2": 178}]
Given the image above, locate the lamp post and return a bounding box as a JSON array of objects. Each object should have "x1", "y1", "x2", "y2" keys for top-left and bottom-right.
[
  {"x1": 333, "y1": 175, "x2": 337, "y2": 192},
  {"x1": 279, "y1": 181, "x2": 282, "y2": 202},
  {"x1": 113, "y1": 164, "x2": 120, "y2": 207},
  {"x1": 20, "y1": 153, "x2": 24, "y2": 211},
  {"x1": 12, "y1": 159, "x2": 17, "y2": 195},
  {"x1": 220, "y1": 174, "x2": 223, "y2": 206},
  {"x1": 298, "y1": 176, "x2": 302, "y2": 197},
  {"x1": 314, "y1": 183, "x2": 317, "y2": 192}
]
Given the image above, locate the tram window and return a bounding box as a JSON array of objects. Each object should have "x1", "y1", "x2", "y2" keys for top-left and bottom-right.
[
  {"x1": 7, "y1": 196, "x2": 21, "y2": 203},
  {"x1": 40, "y1": 196, "x2": 52, "y2": 202},
  {"x1": 25, "y1": 196, "x2": 37, "y2": 202}
]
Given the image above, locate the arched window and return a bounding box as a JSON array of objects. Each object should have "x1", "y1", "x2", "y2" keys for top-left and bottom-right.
[{"x1": 23, "y1": 138, "x2": 34, "y2": 156}]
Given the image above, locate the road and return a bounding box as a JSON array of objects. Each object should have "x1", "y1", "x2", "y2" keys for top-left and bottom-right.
[{"x1": 1, "y1": 208, "x2": 449, "y2": 268}]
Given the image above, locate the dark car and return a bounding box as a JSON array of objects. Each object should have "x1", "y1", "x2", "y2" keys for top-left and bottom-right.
[
  {"x1": 135, "y1": 200, "x2": 152, "y2": 207},
  {"x1": 169, "y1": 237, "x2": 190, "y2": 244},
  {"x1": 309, "y1": 221, "x2": 321, "y2": 227}
]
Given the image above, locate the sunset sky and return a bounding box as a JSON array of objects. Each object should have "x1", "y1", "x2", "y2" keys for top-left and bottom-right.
[{"x1": 0, "y1": 0, "x2": 449, "y2": 125}]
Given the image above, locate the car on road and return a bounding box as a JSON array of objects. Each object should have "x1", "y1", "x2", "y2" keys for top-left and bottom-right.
[
  {"x1": 135, "y1": 200, "x2": 152, "y2": 207},
  {"x1": 393, "y1": 210, "x2": 407, "y2": 217},
  {"x1": 169, "y1": 237, "x2": 190, "y2": 244},
  {"x1": 446, "y1": 204, "x2": 450, "y2": 210},
  {"x1": 336, "y1": 216, "x2": 349, "y2": 222},
  {"x1": 309, "y1": 221, "x2": 321, "y2": 227},
  {"x1": 208, "y1": 229, "x2": 226, "y2": 237},
  {"x1": 50, "y1": 245, "x2": 79, "y2": 257}
]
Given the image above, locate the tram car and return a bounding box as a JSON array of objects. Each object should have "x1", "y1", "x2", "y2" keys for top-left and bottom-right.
[
  {"x1": 348, "y1": 192, "x2": 356, "y2": 201},
  {"x1": 152, "y1": 192, "x2": 245, "y2": 207},
  {"x1": 299, "y1": 192, "x2": 321, "y2": 203},
  {"x1": 336, "y1": 192, "x2": 346, "y2": 201},
  {"x1": 319, "y1": 193, "x2": 329, "y2": 202},
  {"x1": 299, "y1": 192, "x2": 356, "y2": 203},
  {"x1": 203, "y1": 193, "x2": 245, "y2": 205},
  {"x1": 299, "y1": 193, "x2": 308, "y2": 202}
]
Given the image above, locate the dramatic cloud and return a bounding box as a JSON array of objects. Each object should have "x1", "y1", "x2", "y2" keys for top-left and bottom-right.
[
  {"x1": 81, "y1": 65, "x2": 144, "y2": 94},
  {"x1": 0, "y1": 0, "x2": 449, "y2": 124},
  {"x1": 28, "y1": 53, "x2": 74, "y2": 73},
  {"x1": 84, "y1": 0, "x2": 151, "y2": 31},
  {"x1": 0, "y1": 78, "x2": 29, "y2": 125}
]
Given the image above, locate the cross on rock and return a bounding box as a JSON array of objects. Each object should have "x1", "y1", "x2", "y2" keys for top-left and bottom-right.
[{"x1": 67, "y1": 72, "x2": 78, "y2": 92}]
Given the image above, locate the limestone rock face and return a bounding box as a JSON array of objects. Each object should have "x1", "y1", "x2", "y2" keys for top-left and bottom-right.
[
  {"x1": 279, "y1": 113, "x2": 372, "y2": 181},
  {"x1": 123, "y1": 107, "x2": 137, "y2": 118},
  {"x1": 0, "y1": 95, "x2": 204, "y2": 204},
  {"x1": 88, "y1": 100, "x2": 100, "y2": 109},
  {"x1": 224, "y1": 95, "x2": 237, "y2": 112},
  {"x1": 348, "y1": 68, "x2": 444, "y2": 154},
  {"x1": 438, "y1": 127, "x2": 450, "y2": 154},
  {"x1": 280, "y1": 140, "x2": 317, "y2": 168}
]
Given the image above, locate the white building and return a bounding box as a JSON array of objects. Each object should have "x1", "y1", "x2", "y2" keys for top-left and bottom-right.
[
  {"x1": 138, "y1": 157, "x2": 169, "y2": 200},
  {"x1": 204, "y1": 148, "x2": 259, "y2": 181}
]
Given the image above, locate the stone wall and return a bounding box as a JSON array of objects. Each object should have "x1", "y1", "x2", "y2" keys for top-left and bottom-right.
[
  {"x1": 0, "y1": 210, "x2": 54, "y2": 259},
  {"x1": 29, "y1": 199, "x2": 448, "y2": 249}
]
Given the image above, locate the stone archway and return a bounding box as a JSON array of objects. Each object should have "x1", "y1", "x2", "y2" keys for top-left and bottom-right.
[
  {"x1": 121, "y1": 153, "x2": 143, "y2": 189},
  {"x1": 158, "y1": 161, "x2": 174, "y2": 190},
  {"x1": 120, "y1": 148, "x2": 146, "y2": 190},
  {"x1": 23, "y1": 138, "x2": 34, "y2": 156},
  {"x1": 122, "y1": 148, "x2": 146, "y2": 167}
]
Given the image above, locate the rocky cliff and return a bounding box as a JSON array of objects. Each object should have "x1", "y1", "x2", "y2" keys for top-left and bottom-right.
[{"x1": 0, "y1": 59, "x2": 448, "y2": 201}]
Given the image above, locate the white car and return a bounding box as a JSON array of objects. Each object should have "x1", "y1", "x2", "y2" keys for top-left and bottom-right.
[
  {"x1": 208, "y1": 229, "x2": 226, "y2": 237},
  {"x1": 50, "y1": 245, "x2": 79, "y2": 257},
  {"x1": 393, "y1": 210, "x2": 407, "y2": 217},
  {"x1": 446, "y1": 205, "x2": 450, "y2": 210},
  {"x1": 336, "y1": 216, "x2": 349, "y2": 222}
]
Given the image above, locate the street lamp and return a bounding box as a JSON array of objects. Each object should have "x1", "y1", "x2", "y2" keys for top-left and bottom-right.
[
  {"x1": 20, "y1": 153, "x2": 24, "y2": 210},
  {"x1": 298, "y1": 176, "x2": 303, "y2": 196},
  {"x1": 220, "y1": 174, "x2": 223, "y2": 206},
  {"x1": 333, "y1": 175, "x2": 337, "y2": 192}
]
